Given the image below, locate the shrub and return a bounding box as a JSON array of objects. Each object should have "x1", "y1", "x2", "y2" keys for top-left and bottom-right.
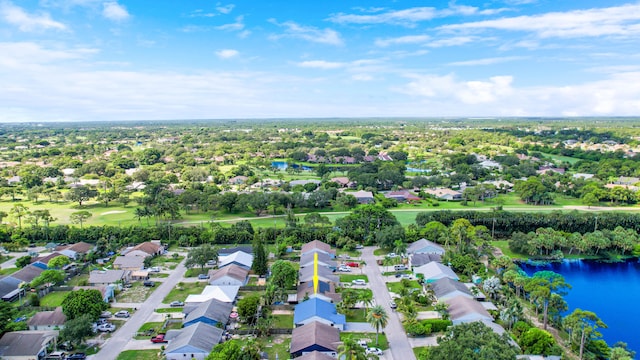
[
  {"x1": 420, "y1": 319, "x2": 452, "y2": 332},
  {"x1": 406, "y1": 322, "x2": 427, "y2": 337},
  {"x1": 512, "y1": 321, "x2": 532, "y2": 339}
]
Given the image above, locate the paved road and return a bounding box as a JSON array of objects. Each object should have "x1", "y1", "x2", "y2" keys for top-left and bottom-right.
[
  {"x1": 361, "y1": 247, "x2": 416, "y2": 360},
  {"x1": 91, "y1": 256, "x2": 188, "y2": 360}
]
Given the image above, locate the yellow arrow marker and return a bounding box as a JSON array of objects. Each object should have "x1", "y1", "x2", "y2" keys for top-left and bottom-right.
[{"x1": 313, "y1": 252, "x2": 319, "y2": 294}]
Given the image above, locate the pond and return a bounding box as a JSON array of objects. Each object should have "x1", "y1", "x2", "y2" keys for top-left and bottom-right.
[
  {"x1": 520, "y1": 259, "x2": 640, "y2": 354},
  {"x1": 271, "y1": 161, "x2": 311, "y2": 171}
]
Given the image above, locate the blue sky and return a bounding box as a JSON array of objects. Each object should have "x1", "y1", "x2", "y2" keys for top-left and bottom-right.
[{"x1": 1, "y1": 0, "x2": 640, "y2": 121}]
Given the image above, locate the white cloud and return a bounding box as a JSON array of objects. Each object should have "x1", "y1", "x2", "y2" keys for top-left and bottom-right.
[
  {"x1": 352, "y1": 74, "x2": 374, "y2": 81},
  {"x1": 402, "y1": 73, "x2": 514, "y2": 104},
  {"x1": 102, "y1": 1, "x2": 129, "y2": 21},
  {"x1": 216, "y1": 49, "x2": 239, "y2": 59},
  {"x1": 427, "y1": 36, "x2": 478, "y2": 47},
  {"x1": 297, "y1": 60, "x2": 345, "y2": 69},
  {"x1": 216, "y1": 15, "x2": 244, "y2": 31},
  {"x1": 269, "y1": 20, "x2": 343, "y2": 46},
  {"x1": 448, "y1": 56, "x2": 525, "y2": 66},
  {"x1": 216, "y1": 4, "x2": 234, "y2": 14},
  {"x1": 0, "y1": 42, "x2": 97, "y2": 67},
  {"x1": 329, "y1": 4, "x2": 507, "y2": 26},
  {"x1": 375, "y1": 35, "x2": 430, "y2": 47},
  {"x1": 0, "y1": 1, "x2": 66, "y2": 31},
  {"x1": 440, "y1": 3, "x2": 640, "y2": 38}
]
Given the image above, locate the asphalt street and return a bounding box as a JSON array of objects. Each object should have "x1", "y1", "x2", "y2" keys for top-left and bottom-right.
[
  {"x1": 361, "y1": 247, "x2": 416, "y2": 360},
  {"x1": 90, "y1": 256, "x2": 187, "y2": 360}
]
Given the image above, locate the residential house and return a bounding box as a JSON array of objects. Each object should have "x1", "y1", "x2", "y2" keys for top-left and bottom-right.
[
  {"x1": 615, "y1": 176, "x2": 640, "y2": 186},
  {"x1": 572, "y1": 173, "x2": 595, "y2": 180},
  {"x1": 183, "y1": 298, "x2": 233, "y2": 328},
  {"x1": 54, "y1": 241, "x2": 94, "y2": 260},
  {"x1": 208, "y1": 265, "x2": 249, "y2": 286},
  {"x1": 0, "y1": 330, "x2": 57, "y2": 360},
  {"x1": 88, "y1": 269, "x2": 130, "y2": 286},
  {"x1": 424, "y1": 188, "x2": 463, "y2": 201},
  {"x1": 113, "y1": 256, "x2": 145, "y2": 271},
  {"x1": 293, "y1": 298, "x2": 346, "y2": 330},
  {"x1": 384, "y1": 190, "x2": 421, "y2": 202},
  {"x1": 31, "y1": 252, "x2": 65, "y2": 270},
  {"x1": 228, "y1": 176, "x2": 248, "y2": 185},
  {"x1": 164, "y1": 322, "x2": 223, "y2": 360},
  {"x1": 123, "y1": 241, "x2": 164, "y2": 258},
  {"x1": 298, "y1": 266, "x2": 339, "y2": 285},
  {"x1": 351, "y1": 190, "x2": 374, "y2": 204},
  {"x1": 301, "y1": 240, "x2": 336, "y2": 258},
  {"x1": 407, "y1": 239, "x2": 445, "y2": 256},
  {"x1": 409, "y1": 253, "x2": 442, "y2": 268},
  {"x1": 330, "y1": 177, "x2": 350, "y2": 187},
  {"x1": 413, "y1": 262, "x2": 459, "y2": 283},
  {"x1": 300, "y1": 252, "x2": 337, "y2": 270},
  {"x1": 218, "y1": 246, "x2": 253, "y2": 257},
  {"x1": 444, "y1": 295, "x2": 493, "y2": 325},
  {"x1": 536, "y1": 167, "x2": 565, "y2": 175},
  {"x1": 185, "y1": 285, "x2": 240, "y2": 305},
  {"x1": 479, "y1": 160, "x2": 502, "y2": 170},
  {"x1": 429, "y1": 278, "x2": 474, "y2": 301},
  {"x1": 0, "y1": 265, "x2": 44, "y2": 301},
  {"x1": 290, "y1": 321, "x2": 340, "y2": 358},
  {"x1": 218, "y1": 251, "x2": 254, "y2": 269},
  {"x1": 290, "y1": 179, "x2": 321, "y2": 187},
  {"x1": 296, "y1": 281, "x2": 341, "y2": 304},
  {"x1": 27, "y1": 307, "x2": 66, "y2": 330},
  {"x1": 296, "y1": 351, "x2": 337, "y2": 360}
]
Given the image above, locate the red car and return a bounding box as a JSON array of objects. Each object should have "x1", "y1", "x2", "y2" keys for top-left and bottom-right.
[
  {"x1": 346, "y1": 262, "x2": 359, "y2": 267},
  {"x1": 151, "y1": 334, "x2": 168, "y2": 343}
]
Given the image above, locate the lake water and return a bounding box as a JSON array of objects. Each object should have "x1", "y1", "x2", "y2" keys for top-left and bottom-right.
[
  {"x1": 520, "y1": 259, "x2": 640, "y2": 354},
  {"x1": 271, "y1": 161, "x2": 311, "y2": 171}
]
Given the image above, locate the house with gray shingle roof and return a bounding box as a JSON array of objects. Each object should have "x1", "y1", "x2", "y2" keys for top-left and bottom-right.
[
  {"x1": 290, "y1": 321, "x2": 340, "y2": 358},
  {"x1": 429, "y1": 278, "x2": 474, "y2": 301},
  {"x1": 0, "y1": 330, "x2": 57, "y2": 360},
  {"x1": 164, "y1": 322, "x2": 223, "y2": 360},
  {"x1": 183, "y1": 298, "x2": 233, "y2": 328}
]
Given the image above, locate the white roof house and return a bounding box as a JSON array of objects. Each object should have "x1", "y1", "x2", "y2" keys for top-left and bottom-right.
[
  {"x1": 218, "y1": 252, "x2": 254, "y2": 269},
  {"x1": 407, "y1": 239, "x2": 445, "y2": 255},
  {"x1": 444, "y1": 295, "x2": 493, "y2": 325},
  {"x1": 185, "y1": 285, "x2": 240, "y2": 304},
  {"x1": 413, "y1": 262, "x2": 459, "y2": 283}
]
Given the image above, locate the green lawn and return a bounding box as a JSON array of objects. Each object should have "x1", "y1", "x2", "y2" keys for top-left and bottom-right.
[
  {"x1": 345, "y1": 308, "x2": 367, "y2": 322},
  {"x1": 155, "y1": 307, "x2": 183, "y2": 313},
  {"x1": 340, "y1": 332, "x2": 389, "y2": 350},
  {"x1": 492, "y1": 240, "x2": 526, "y2": 259},
  {"x1": 260, "y1": 336, "x2": 291, "y2": 360},
  {"x1": 163, "y1": 282, "x2": 207, "y2": 303},
  {"x1": 373, "y1": 248, "x2": 389, "y2": 256},
  {"x1": 386, "y1": 280, "x2": 421, "y2": 295},
  {"x1": 184, "y1": 268, "x2": 209, "y2": 277},
  {"x1": 40, "y1": 291, "x2": 70, "y2": 307},
  {"x1": 413, "y1": 346, "x2": 430, "y2": 358},
  {"x1": 0, "y1": 267, "x2": 19, "y2": 276},
  {"x1": 272, "y1": 314, "x2": 294, "y2": 329},
  {"x1": 116, "y1": 350, "x2": 163, "y2": 360},
  {"x1": 339, "y1": 274, "x2": 369, "y2": 283},
  {"x1": 541, "y1": 152, "x2": 581, "y2": 165}
]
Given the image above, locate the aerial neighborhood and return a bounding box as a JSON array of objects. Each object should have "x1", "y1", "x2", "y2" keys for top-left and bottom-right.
[{"x1": 1, "y1": 120, "x2": 640, "y2": 360}]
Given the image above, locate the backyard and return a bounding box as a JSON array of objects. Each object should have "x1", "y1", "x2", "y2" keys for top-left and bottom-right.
[{"x1": 162, "y1": 281, "x2": 207, "y2": 303}]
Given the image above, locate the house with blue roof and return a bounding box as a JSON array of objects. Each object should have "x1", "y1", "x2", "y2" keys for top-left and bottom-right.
[{"x1": 294, "y1": 298, "x2": 346, "y2": 330}]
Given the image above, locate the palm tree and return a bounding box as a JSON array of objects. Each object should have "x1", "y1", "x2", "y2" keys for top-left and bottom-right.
[
  {"x1": 358, "y1": 290, "x2": 374, "y2": 314},
  {"x1": 366, "y1": 305, "x2": 388, "y2": 346},
  {"x1": 393, "y1": 239, "x2": 407, "y2": 257},
  {"x1": 338, "y1": 336, "x2": 368, "y2": 360}
]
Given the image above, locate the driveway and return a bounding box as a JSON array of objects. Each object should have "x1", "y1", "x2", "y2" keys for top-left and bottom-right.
[
  {"x1": 90, "y1": 256, "x2": 188, "y2": 360},
  {"x1": 361, "y1": 247, "x2": 416, "y2": 360}
]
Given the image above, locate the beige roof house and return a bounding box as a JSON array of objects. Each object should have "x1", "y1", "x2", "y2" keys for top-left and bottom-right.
[{"x1": 27, "y1": 307, "x2": 66, "y2": 330}]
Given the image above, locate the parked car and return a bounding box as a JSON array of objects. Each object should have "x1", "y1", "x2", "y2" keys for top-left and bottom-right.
[
  {"x1": 346, "y1": 262, "x2": 359, "y2": 267},
  {"x1": 143, "y1": 280, "x2": 155, "y2": 287},
  {"x1": 389, "y1": 300, "x2": 397, "y2": 309},
  {"x1": 394, "y1": 264, "x2": 407, "y2": 271},
  {"x1": 59, "y1": 342, "x2": 74, "y2": 351},
  {"x1": 99, "y1": 311, "x2": 112, "y2": 318},
  {"x1": 45, "y1": 351, "x2": 66, "y2": 360},
  {"x1": 355, "y1": 244, "x2": 364, "y2": 249},
  {"x1": 387, "y1": 253, "x2": 398, "y2": 258},
  {"x1": 198, "y1": 273, "x2": 210, "y2": 280},
  {"x1": 97, "y1": 323, "x2": 116, "y2": 332},
  {"x1": 366, "y1": 348, "x2": 383, "y2": 355},
  {"x1": 114, "y1": 310, "x2": 130, "y2": 318},
  {"x1": 338, "y1": 266, "x2": 351, "y2": 272},
  {"x1": 352, "y1": 279, "x2": 366, "y2": 286},
  {"x1": 170, "y1": 301, "x2": 184, "y2": 307},
  {"x1": 149, "y1": 266, "x2": 160, "y2": 272},
  {"x1": 68, "y1": 353, "x2": 87, "y2": 360},
  {"x1": 357, "y1": 340, "x2": 368, "y2": 348},
  {"x1": 150, "y1": 334, "x2": 168, "y2": 343}
]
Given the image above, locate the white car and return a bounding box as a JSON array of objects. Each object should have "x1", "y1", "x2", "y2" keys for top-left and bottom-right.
[
  {"x1": 338, "y1": 267, "x2": 351, "y2": 272},
  {"x1": 366, "y1": 348, "x2": 383, "y2": 355},
  {"x1": 97, "y1": 323, "x2": 116, "y2": 332},
  {"x1": 352, "y1": 279, "x2": 366, "y2": 286}
]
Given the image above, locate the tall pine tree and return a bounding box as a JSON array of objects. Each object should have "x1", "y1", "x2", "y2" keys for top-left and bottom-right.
[{"x1": 252, "y1": 238, "x2": 268, "y2": 276}]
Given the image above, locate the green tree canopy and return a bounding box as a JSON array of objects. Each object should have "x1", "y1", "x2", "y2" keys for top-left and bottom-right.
[
  {"x1": 423, "y1": 322, "x2": 519, "y2": 360},
  {"x1": 62, "y1": 289, "x2": 108, "y2": 321},
  {"x1": 60, "y1": 314, "x2": 94, "y2": 346},
  {"x1": 269, "y1": 259, "x2": 297, "y2": 289},
  {"x1": 48, "y1": 255, "x2": 71, "y2": 269}
]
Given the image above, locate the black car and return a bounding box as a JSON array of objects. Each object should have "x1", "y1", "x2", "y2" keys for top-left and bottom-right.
[
  {"x1": 68, "y1": 353, "x2": 87, "y2": 360},
  {"x1": 143, "y1": 280, "x2": 155, "y2": 287},
  {"x1": 58, "y1": 342, "x2": 74, "y2": 351}
]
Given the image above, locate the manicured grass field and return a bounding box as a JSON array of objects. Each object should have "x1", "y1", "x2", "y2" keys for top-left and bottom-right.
[
  {"x1": 0, "y1": 267, "x2": 19, "y2": 276},
  {"x1": 155, "y1": 307, "x2": 183, "y2": 313},
  {"x1": 272, "y1": 314, "x2": 294, "y2": 329},
  {"x1": 492, "y1": 240, "x2": 526, "y2": 259},
  {"x1": 386, "y1": 280, "x2": 421, "y2": 295},
  {"x1": 116, "y1": 350, "x2": 162, "y2": 360},
  {"x1": 345, "y1": 308, "x2": 367, "y2": 322},
  {"x1": 339, "y1": 274, "x2": 369, "y2": 283},
  {"x1": 40, "y1": 291, "x2": 70, "y2": 307},
  {"x1": 163, "y1": 282, "x2": 207, "y2": 303},
  {"x1": 260, "y1": 336, "x2": 291, "y2": 360}
]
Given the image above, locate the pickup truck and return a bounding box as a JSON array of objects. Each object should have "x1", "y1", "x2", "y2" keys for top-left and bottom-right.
[{"x1": 151, "y1": 334, "x2": 168, "y2": 343}]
